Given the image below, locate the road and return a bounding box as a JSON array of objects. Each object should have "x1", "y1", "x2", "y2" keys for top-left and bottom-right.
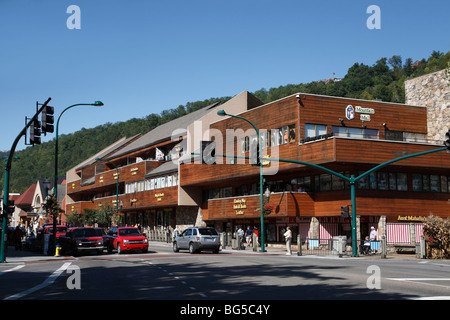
[{"x1": 1, "y1": 242, "x2": 449, "y2": 306}]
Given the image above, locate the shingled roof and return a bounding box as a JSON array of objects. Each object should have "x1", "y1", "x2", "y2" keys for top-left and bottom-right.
[{"x1": 105, "y1": 102, "x2": 222, "y2": 160}]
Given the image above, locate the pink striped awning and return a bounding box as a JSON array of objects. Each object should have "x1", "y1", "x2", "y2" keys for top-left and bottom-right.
[{"x1": 387, "y1": 223, "x2": 411, "y2": 244}]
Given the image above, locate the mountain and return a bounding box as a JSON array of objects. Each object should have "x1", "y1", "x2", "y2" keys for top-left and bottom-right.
[{"x1": 1, "y1": 50, "x2": 449, "y2": 194}]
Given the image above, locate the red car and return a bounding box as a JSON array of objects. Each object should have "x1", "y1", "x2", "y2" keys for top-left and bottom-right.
[
  {"x1": 59, "y1": 227, "x2": 104, "y2": 256},
  {"x1": 43, "y1": 225, "x2": 68, "y2": 238},
  {"x1": 106, "y1": 226, "x2": 148, "y2": 254}
]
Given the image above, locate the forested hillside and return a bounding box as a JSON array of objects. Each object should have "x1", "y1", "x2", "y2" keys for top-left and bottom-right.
[{"x1": 2, "y1": 50, "x2": 449, "y2": 193}]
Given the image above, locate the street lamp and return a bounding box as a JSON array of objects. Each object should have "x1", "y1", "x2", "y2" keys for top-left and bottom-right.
[
  {"x1": 217, "y1": 110, "x2": 267, "y2": 252},
  {"x1": 95, "y1": 158, "x2": 119, "y2": 213},
  {"x1": 50, "y1": 101, "x2": 104, "y2": 255}
]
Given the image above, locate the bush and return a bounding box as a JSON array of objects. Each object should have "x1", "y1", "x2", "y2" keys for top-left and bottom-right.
[{"x1": 423, "y1": 215, "x2": 450, "y2": 259}]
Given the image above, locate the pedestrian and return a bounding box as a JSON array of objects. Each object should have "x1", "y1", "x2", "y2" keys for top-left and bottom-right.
[
  {"x1": 284, "y1": 226, "x2": 292, "y2": 255},
  {"x1": 13, "y1": 226, "x2": 23, "y2": 251},
  {"x1": 253, "y1": 226, "x2": 259, "y2": 246},
  {"x1": 245, "y1": 226, "x2": 253, "y2": 247},
  {"x1": 369, "y1": 226, "x2": 377, "y2": 241}
]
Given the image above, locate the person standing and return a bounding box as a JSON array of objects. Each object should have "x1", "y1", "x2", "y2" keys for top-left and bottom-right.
[
  {"x1": 245, "y1": 226, "x2": 253, "y2": 247},
  {"x1": 284, "y1": 226, "x2": 292, "y2": 255}
]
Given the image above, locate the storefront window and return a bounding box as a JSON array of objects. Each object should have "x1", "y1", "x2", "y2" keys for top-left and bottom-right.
[
  {"x1": 378, "y1": 172, "x2": 388, "y2": 190},
  {"x1": 397, "y1": 173, "x2": 408, "y2": 191},
  {"x1": 389, "y1": 173, "x2": 397, "y2": 191},
  {"x1": 305, "y1": 124, "x2": 327, "y2": 139},
  {"x1": 412, "y1": 174, "x2": 422, "y2": 192},
  {"x1": 430, "y1": 175, "x2": 440, "y2": 192},
  {"x1": 332, "y1": 126, "x2": 378, "y2": 139}
]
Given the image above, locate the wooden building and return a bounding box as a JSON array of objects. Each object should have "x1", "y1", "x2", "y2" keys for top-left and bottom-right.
[
  {"x1": 179, "y1": 93, "x2": 450, "y2": 245},
  {"x1": 66, "y1": 91, "x2": 450, "y2": 246}
]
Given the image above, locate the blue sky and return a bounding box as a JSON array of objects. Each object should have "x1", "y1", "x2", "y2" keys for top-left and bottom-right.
[{"x1": 0, "y1": 0, "x2": 449, "y2": 151}]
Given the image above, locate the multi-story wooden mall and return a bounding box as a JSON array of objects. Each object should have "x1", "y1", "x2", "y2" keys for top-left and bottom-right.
[{"x1": 66, "y1": 76, "x2": 450, "y2": 247}]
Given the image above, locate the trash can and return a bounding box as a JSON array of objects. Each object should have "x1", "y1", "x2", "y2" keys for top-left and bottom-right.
[{"x1": 332, "y1": 236, "x2": 347, "y2": 255}]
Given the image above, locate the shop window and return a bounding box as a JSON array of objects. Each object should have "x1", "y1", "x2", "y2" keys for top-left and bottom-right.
[
  {"x1": 412, "y1": 174, "x2": 422, "y2": 192},
  {"x1": 291, "y1": 176, "x2": 311, "y2": 192},
  {"x1": 315, "y1": 174, "x2": 331, "y2": 192},
  {"x1": 358, "y1": 171, "x2": 407, "y2": 191},
  {"x1": 377, "y1": 172, "x2": 388, "y2": 190},
  {"x1": 305, "y1": 124, "x2": 327, "y2": 139},
  {"x1": 270, "y1": 124, "x2": 296, "y2": 146},
  {"x1": 332, "y1": 126, "x2": 378, "y2": 139},
  {"x1": 397, "y1": 173, "x2": 408, "y2": 191},
  {"x1": 388, "y1": 173, "x2": 397, "y2": 191},
  {"x1": 430, "y1": 175, "x2": 440, "y2": 192}
]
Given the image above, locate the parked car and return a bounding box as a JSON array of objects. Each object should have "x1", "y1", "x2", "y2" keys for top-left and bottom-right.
[
  {"x1": 94, "y1": 227, "x2": 108, "y2": 251},
  {"x1": 105, "y1": 226, "x2": 148, "y2": 254},
  {"x1": 43, "y1": 225, "x2": 68, "y2": 238},
  {"x1": 59, "y1": 227, "x2": 104, "y2": 256},
  {"x1": 173, "y1": 227, "x2": 220, "y2": 254}
]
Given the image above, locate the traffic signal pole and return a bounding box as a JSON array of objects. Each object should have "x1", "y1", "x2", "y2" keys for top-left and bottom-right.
[{"x1": 1, "y1": 98, "x2": 51, "y2": 263}]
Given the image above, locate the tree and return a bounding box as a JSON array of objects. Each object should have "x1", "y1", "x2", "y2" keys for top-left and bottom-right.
[
  {"x1": 64, "y1": 210, "x2": 84, "y2": 227},
  {"x1": 423, "y1": 215, "x2": 450, "y2": 259},
  {"x1": 41, "y1": 194, "x2": 62, "y2": 224}
]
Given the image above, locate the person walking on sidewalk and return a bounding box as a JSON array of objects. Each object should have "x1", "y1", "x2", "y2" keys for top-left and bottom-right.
[{"x1": 284, "y1": 226, "x2": 292, "y2": 255}]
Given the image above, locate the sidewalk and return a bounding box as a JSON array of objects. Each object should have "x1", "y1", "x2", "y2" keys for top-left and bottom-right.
[
  {"x1": 0, "y1": 246, "x2": 73, "y2": 264},
  {"x1": 1, "y1": 243, "x2": 419, "y2": 264}
]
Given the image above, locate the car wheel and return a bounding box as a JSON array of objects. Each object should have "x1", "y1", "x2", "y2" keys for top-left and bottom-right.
[
  {"x1": 213, "y1": 247, "x2": 220, "y2": 254},
  {"x1": 107, "y1": 244, "x2": 113, "y2": 254},
  {"x1": 117, "y1": 243, "x2": 122, "y2": 254},
  {"x1": 173, "y1": 242, "x2": 179, "y2": 252},
  {"x1": 189, "y1": 243, "x2": 197, "y2": 254}
]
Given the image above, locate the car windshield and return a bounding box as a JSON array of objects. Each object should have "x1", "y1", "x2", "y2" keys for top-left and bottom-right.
[
  {"x1": 95, "y1": 229, "x2": 106, "y2": 236},
  {"x1": 48, "y1": 227, "x2": 67, "y2": 233},
  {"x1": 119, "y1": 228, "x2": 141, "y2": 236},
  {"x1": 198, "y1": 228, "x2": 218, "y2": 236},
  {"x1": 72, "y1": 228, "x2": 98, "y2": 237}
]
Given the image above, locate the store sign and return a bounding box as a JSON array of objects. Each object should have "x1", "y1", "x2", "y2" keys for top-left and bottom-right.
[
  {"x1": 233, "y1": 198, "x2": 247, "y2": 215},
  {"x1": 346, "y1": 105, "x2": 375, "y2": 121},
  {"x1": 155, "y1": 193, "x2": 164, "y2": 201},
  {"x1": 345, "y1": 105, "x2": 355, "y2": 120},
  {"x1": 355, "y1": 106, "x2": 375, "y2": 114},
  {"x1": 397, "y1": 215, "x2": 426, "y2": 222}
]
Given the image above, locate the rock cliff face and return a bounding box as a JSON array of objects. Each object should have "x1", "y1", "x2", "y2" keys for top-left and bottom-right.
[{"x1": 405, "y1": 69, "x2": 450, "y2": 143}]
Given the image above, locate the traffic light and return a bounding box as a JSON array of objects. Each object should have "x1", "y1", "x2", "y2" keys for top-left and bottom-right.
[
  {"x1": 250, "y1": 140, "x2": 260, "y2": 166},
  {"x1": 341, "y1": 205, "x2": 349, "y2": 218},
  {"x1": 41, "y1": 105, "x2": 54, "y2": 135},
  {"x1": 5, "y1": 200, "x2": 15, "y2": 214},
  {"x1": 29, "y1": 120, "x2": 41, "y2": 145},
  {"x1": 445, "y1": 129, "x2": 450, "y2": 153},
  {"x1": 201, "y1": 140, "x2": 216, "y2": 164}
]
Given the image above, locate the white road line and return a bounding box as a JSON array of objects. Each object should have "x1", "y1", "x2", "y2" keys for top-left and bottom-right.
[
  {"x1": 387, "y1": 278, "x2": 450, "y2": 290},
  {"x1": 407, "y1": 296, "x2": 450, "y2": 300},
  {"x1": 4, "y1": 262, "x2": 72, "y2": 300},
  {"x1": 387, "y1": 278, "x2": 450, "y2": 281},
  {"x1": 0, "y1": 265, "x2": 25, "y2": 275}
]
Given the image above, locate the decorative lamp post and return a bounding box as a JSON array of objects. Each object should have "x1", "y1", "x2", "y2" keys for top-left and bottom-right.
[
  {"x1": 51, "y1": 101, "x2": 104, "y2": 255},
  {"x1": 217, "y1": 110, "x2": 267, "y2": 252}
]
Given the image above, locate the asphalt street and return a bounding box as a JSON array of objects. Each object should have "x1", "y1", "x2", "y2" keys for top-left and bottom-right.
[{"x1": 1, "y1": 242, "x2": 450, "y2": 304}]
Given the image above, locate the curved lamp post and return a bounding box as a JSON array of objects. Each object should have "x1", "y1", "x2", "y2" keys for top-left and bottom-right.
[
  {"x1": 217, "y1": 110, "x2": 267, "y2": 252},
  {"x1": 50, "y1": 101, "x2": 104, "y2": 255}
]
